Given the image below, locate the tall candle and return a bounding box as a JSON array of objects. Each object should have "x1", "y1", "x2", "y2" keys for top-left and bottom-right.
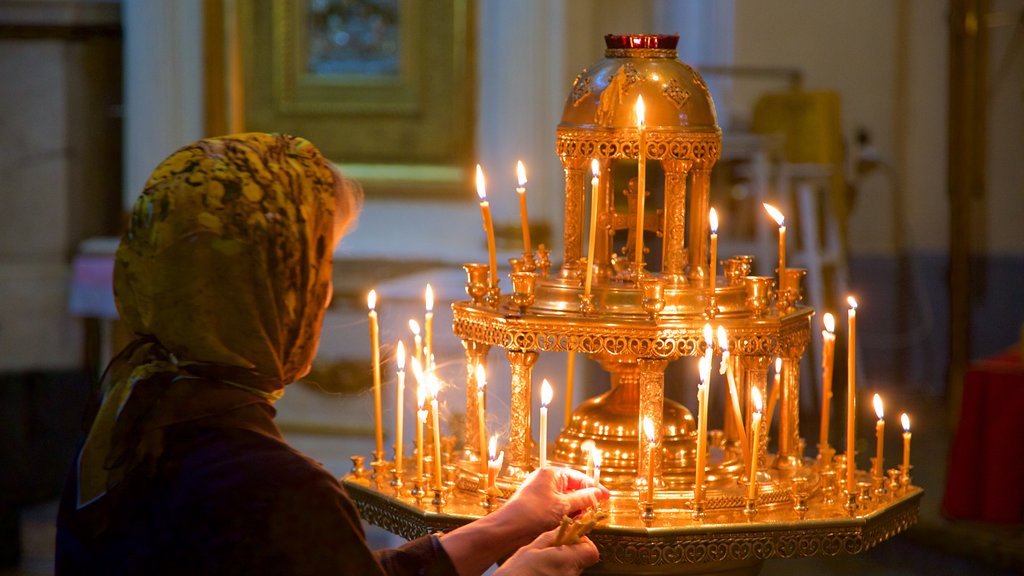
[
  {"x1": 847, "y1": 296, "x2": 858, "y2": 489},
  {"x1": 408, "y1": 319, "x2": 423, "y2": 365},
  {"x1": 539, "y1": 379, "x2": 553, "y2": 468},
  {"x1": 395, "y1": 341, "x2": 406, "y2": 472},
  {"x1": 476, "y1": 165, "x2": 498, "y2": 289},
  {"x1": 592, "y1": 445, "x2": 603, "y2": 486},
  {"x1": 748, "y1": 387, "x2": 764, "y2": 501},
  {"x1": 516, "y1": 160, "x2": 531, "y2": 256},
  {"x1": 643, "y1": 416, "x2": 656, "y2": 504},
  {"x1": 708, "y1": 207, "x2": 719, "y2": 289},
  {"x1": 429, "y1": 375, "x2": 443, "y2": 490},
  {"x1": 416, "y1": 383, "x2": 426, "y2": 485},
  {"x1": 476, "y1": 364, "x2": 488, "y2": 476},
  {"x1": 718, "y1": 326, "x2": 748, "y2": 460},
  {"x1": 820, "y1": 313, "x2": 836, "y2": 448},
  {"x1": 765, "y1": 357, "x2": 782, "y2": 435},
  {"x1": 695, "y1": 353, "x2": 711, "y2": 503},
  {"x1": 873, "y1": 393, "x2": 885, "y2": 476},
  {"x1": 583, "y1": 159, "x2": 600, "y2": 299},
  {"x1": 763, "y1": 203, "x2": 786, "y2": 280},
  {"x1": 424, "y1": 285, "x2": 434, "y2": 362},
  {"x1": 634, "y1": 96, "x2": 647, "y2": 273},
  {"x1": 367, "y1": 290, "x2": 384, "y2": 459},
  {"x1": 901, "y1": 413, "x2": 911, "y2": 471}
]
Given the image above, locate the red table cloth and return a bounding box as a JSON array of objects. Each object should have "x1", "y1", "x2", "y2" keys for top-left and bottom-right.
[{"x1": 942, "y1": 347, "x2": 1024, "y2": 524}]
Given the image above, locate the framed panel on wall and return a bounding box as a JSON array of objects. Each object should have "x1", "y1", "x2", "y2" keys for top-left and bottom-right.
[{"x1": 224, "y1": 0, "x2": 475, "y2": 198}]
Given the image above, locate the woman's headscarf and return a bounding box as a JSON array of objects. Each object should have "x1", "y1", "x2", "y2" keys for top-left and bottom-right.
[{"x1": 77, "y1": 133, "x2": 348, "y2": 509}]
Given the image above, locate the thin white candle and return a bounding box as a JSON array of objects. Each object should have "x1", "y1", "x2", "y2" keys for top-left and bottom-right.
[
  {"x1": 395, "y1": 341, "x2": 406, "y2": 472},
  {"x1": 847, "y1": 296, "x2": 858, "y2": 489},
  {"x1": 487, "y1": 435, "x2": 503, "y2": 489},
  {"x1": 584, "y1": 159, "x2": 600, "y2": 299},
  {"x1": 873, "y1": 393, "x2": 885, "y2": 475},
  {"x1": 763, "y1": 203, "x2": 786, "y2": 281},
  {"x1": 540, "y1": 379, "x2": 553, "y2": 468},
  {"x1": 748, "y1": 386, "x2": 764, "y2": 501},
  {"x1": 367, "y1": 290, "x2": 383, "y2": 459},
  {"x1": 901, "y1": 413, "x2": 911, "y2": 471},
  {"x1": 695, "y1": 353, "x2": 711, "y2": 504},
  {"x1": 820, "y1": 313, "x2": 836, "y2": 448}
]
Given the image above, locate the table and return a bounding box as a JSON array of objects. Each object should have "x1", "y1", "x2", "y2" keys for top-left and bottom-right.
[{"x1": 942, "y1": 346, "x2": 1024, "y2": 524}]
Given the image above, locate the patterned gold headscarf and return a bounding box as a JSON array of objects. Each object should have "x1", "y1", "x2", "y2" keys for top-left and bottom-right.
[{"x1": 78, "y1": 133, "x2": 341, "y2": 508}]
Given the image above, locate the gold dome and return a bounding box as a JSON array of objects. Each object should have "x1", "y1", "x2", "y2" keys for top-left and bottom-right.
[{"x1": 559, "y1": 34, "x2": 719, "y2": 134}]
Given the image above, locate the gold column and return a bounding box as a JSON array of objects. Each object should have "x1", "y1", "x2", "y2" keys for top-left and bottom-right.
[
  {"x1": 560, "y1": 157, "x2": 589, "y2": 277},
  {"x1": 687, "y1": 168, "x2": 711, "y2": 280},
  {"x1": 723, "y1": 353, "x2": 743, "y2": 447},
  {"x1": 637, "y1": 358, "x2": 668, "y2": 489},
  {"x1": 740, "y1": 355, "x2": 772, "y2": 452},
  {"x1": 594, "y1": 161, "x2": 613, "y2": 277},
  {"x1": 777, "y1": 356, "x2": 802, "y2": 464},
  {"x1": 463, "y1": 340, "x2": 491, "y2": 461},
  {"x1": 506, "y1": 350, "x2": 540, "y2": 474},
  {"x1": 661, "y1": 160, "x2": 690, "y2": 283}
]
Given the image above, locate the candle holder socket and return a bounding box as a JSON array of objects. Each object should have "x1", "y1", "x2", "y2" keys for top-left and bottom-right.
[
  {"x1": 579, "y1": 293, "x2": 596, "y2": 314},
  {"x1": 463, "y1": 263, "x2": 490, "y2": 305},
  {"x1": 485, "y1": 281, "x2": 501, "y2": 308},
  {"x1": 817, "y1": 444, "x2": 836, "y2": 471},
  {"x1": 410, "y1": 478, "x2": 425, "y2": 500},
  {"x1": 389, "y1": 468, "x2": 404, "y2": 496},
  {"x1": 704, "y1": 294, "x2": 720, "y2": 319},
  {"x1": 508, "y1": 257, "x2": 529, "y2": 274},
  {"x1": 639, "y1": 277, "x2": 665, "y2": 320},
  {"x1": 431, "y1": 488, "x2": 446, "y2": 510},
  {"x1": 820, "y1": 469, "x2": 837, "y2": 506},
  {"x1": 479, "y1": 489, "x2": 496, "y2": 511},
  {"x1": 743, "y1": 498, "x2": 758, "y2": 521},
  {"x1": 724, "y1": 255, "x2": 753, "y2": 286},
  {"x1": 857, "y1": 481, "x2": 874, "y2": 509},
  {"x1": 844, "y1": 488, "x2": 860, "y2": 516},
  {"x1": 535, "y1": 244, "x2": 551, "y2": 278},
  {"x1": 887, "y1": 468, "x2": 902, "y2": 495},
  {"x1": 510, "y1": 271, "x2": 537, "y2": 309},
  {"x1": 744, "y1": 276, "x2": 775, "y2": 319},
  {"x1": 899, "y1": 465, "x2": 912, "y2": 488},
  {"x1": 691, "y1": 499, "x2": 706, "y2": 522},
  {"x1": 349, "y1": 455, "x2": 367, "y2": 479},
  {"x1": 790, "y1": 475, "x2": 812, "y2": 519},
  {"x1": 641, "y1": 502, "x2": 656, "y2": 523},
  {"x1": 782, "y1": 267, "x2": 807, "y2": 305}
]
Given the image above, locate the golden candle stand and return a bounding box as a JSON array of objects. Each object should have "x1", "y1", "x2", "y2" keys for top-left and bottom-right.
[{"x1": 343, "y1": 34, "x2": 920, "y2": 575}]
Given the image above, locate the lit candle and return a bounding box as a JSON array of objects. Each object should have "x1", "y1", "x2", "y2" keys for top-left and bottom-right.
[
  {"x1": 367, "y1": 290, "x2": 384, "y2": 459},
  {"x1": 408, "y1": 319, "x2": 423, "y2": 365},
  {"x1": 695, "y1": 352, "x2": 711, "y2": 504},
  {"x1": 476, "y1": 165, "x2": 499, "y2": 289},
  {"x1": 718, "y1": 325, "x2": 748, "y2": 460},
  {"x1": 643, "y1": 416, "x2": 656, "y2": 504},
  {"x1": 583, "y1": 159, "x2": 600, "y2": 299},
  {"x1": 424, "y1": 285, "x2": 434, "y2": 363},
  {"x1": 592, "y1": 445, "x2": 603, "y2": 486},
  {"x1": 582, "y1": 439, "x2": 595, "y2": 479},
  {"x1": 708, "y1": 207, "x2": 719, "y2": 289},
  {"x1": 476, "y1": 364, "x2": 488, "y2": 476},
  {"x1": 416, "y1": 380, "x2": 426, "y2": 485},
  {"x1": 634, "y1": 96, "x2": 647, "y2": 273},
  {"x1": 429, "y1": 374, "x2": 443, "y2": 491},
  {"x1": 847, "y1": 296, "x2": 858, "y2": 489},
  {"x1": 539, "y1": 379, "x2": 553, "y2": 468},
  {"x1": 820, "y1": 313, "x2": 836, "y2": 448},
  {"x1": 748, "y1": 386, "x2": 764, "y2": 502},
  {"x1": 873, "y1": 393, "x2": 885, "y2": 475},
  {"x1": 395, "y1": 341, "x2": 406, "y2": 472},
  {"x1": 487, "y1": 435, "x2": 504, "y2": 489},
  {"x1": 901, "y1": 413, "x2": 911, "y2": 471},
  {"x1": 516, "y1": 160, "x2": 531, "y2": 256},
  {"x1": 765, "y1": 357, "x2": 782, "y2": 434},
  {"x1": 763, "y1": 203, "x2": 786, "y2": 280}
]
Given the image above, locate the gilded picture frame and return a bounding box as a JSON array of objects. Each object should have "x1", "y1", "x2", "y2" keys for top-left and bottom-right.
[{"x1": 229, "y1": 0, "x2": 475, "y2": 198}]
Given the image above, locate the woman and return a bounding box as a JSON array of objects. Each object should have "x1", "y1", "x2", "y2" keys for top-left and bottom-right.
[{"x1": 56, "y1": 134, "x2": 607, "y2": 575}]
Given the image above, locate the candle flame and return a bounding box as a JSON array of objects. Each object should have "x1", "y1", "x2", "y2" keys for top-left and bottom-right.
[
  {"x1": 396, "y1": 340, "x2": 406, "y2": 370},
  {"x1": 643, "y1": 416, "x2": 656, "y2": 443},
  {"x1": 367, "y1": 289, "x2": 377, "y2": 311},
  {"x1": 416, "y1": 382, "x2": 426, "y2": 409},
  {"x1": 775, "y1": 357, "x2": 783, "y2": 374},
  {"x1": 591, "y1": 158, "x2": 600, "y2": 177},
  {"x1": 823, "y1": 312, "x2": 835, "y2": 333},
  {"x1": 541, "y1": 379, "x2": 553, "y2": 406},
  {"x1": 901, "y1": 413, "x2": 910, "y2": 432},
  {"x1": 709, "y1": 207, "x2": 719, "y2": 233},
  {"x1": 425, "y1": 284, "x2": 434, "y2": 312},
  {"x1": 592, "y1": 446, "x2": 603, "y2": 468},
  {"x1": 636, "y1": 95, "x2": 645, "y2": 128},
  {"x1": 517, "y1": 160, "x2": 527, "y2": 187},
  {"x1": 488, "y1": 434, "x2": 498, "y2": 460},
  {"x1": 763, "y1": 203, "x2": 785, "y2": 226},
  {"x1": 427, "y1": 373, "x2": 440, "y2": 399},
  {"x1": 408, "y1": 318, "x2": 421, "y2": 336},
  {"x1": 716, "y1": 325, "x2": 728, "y2": 352},
  {"x1": 848, "y1": 296, "x2": 858, "y2": 310},
  {"x1": 874, "y1": 393, "x2": 884, "y2": 420},
  {"x1": 581, "y1": 439, "x2": 595, "y2": 456},
  {"x1": 703, "y1": 323, "x2": 714, "y2": 347},
  {"x1": 752, "y1": 386, "x2": 763, "y2": 413},
  {"x1": 475, "y1": 363, "x2": 487, "y2": 391},
  {"x1": 475, "y1": 164, "x2": 487, "y2": 201}
]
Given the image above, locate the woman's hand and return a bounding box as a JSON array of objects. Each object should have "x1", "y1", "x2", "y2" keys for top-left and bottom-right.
[
  {"x1": 493, "y1": 527, "x2": 600, "y2": 576},
  {"x1": 492, "y1": 467, "x2": 610, "y2": 545}
]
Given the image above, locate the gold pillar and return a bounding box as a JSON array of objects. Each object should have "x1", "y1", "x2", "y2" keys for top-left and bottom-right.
[
  {"x1": 661, "y1": 160, "x2": 690, "y2": 283},
  {"x1": 777, "y1": 356, "x2": 802, "y2": 463},
  {"x1": 687, "y1": 168, "x2": 711, "y2": 280},
  {"x1": 506, "y1": 350, "x2": 540, "y2": 473},
  {"x1": 595, "y1": 161, "x2": 613, "y2": 277},
  {"x1": 463, "y1": 340, "x2": 491, "y2": 461},
  {"x1": 740, "y1": 355, "x2": 772, "y2": 452},
  {"x1": 637, "y1": 358, "x2": 668, "y2": 489},
  {"x1": 723, "y1": 353, "x2": 744, "y2": 446},
  {"x1": 560, "y1": 157, "x2": 589, "y2": 277}
]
